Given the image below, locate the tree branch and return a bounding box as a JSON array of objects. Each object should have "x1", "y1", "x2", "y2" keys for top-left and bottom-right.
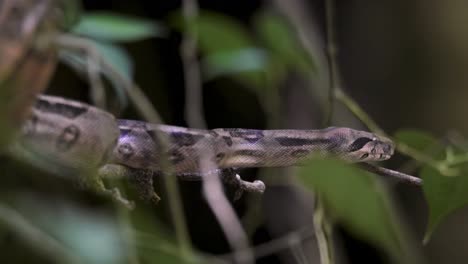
[{"x1": 359, "y1": 163, "x2": 422, "y2": 186}]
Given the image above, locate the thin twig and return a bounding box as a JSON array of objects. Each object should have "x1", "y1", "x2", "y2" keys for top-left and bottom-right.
[
  {"x1": 359, "y1": 163, "x2": 422, "y2": 186},
  {"x1": 181, "y1": 0, "x2": 206, "y2": 129},
  {"x1": 103, "y1": 58, "x2": 196, "y2": 259},
  {"x1": 313, "y1": 199, "x2": 333, "y2": 264},
  {"x1": 324, "y1": 0, "x2": 337, "y2": 127},
  {"x1": 180, "y1": 0, "x2": 254, "y2": 262},
  {"x1": 85, "y1": 47, "x2": 107, "y2": 109},
  {"x1": 334, "y1": 89, "x2": 387, "y2": 136},
  {"x1": 55, "y1": 34, "x2": 194, "y2": 257},
  {"x1": 220, "y1": 227, "x2": 315, "y2": 261},
  {"x1": 199, "y1": 157, "x2": 255, "y2": 264}
]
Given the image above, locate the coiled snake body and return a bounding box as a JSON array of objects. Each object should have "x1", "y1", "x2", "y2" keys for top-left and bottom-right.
[{"x1": 12, "y1": 95, "x2": 394, "y2": 203}]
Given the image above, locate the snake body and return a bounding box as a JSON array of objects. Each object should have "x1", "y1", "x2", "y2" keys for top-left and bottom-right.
[{"x1": 15, "y1": 95, "x2": 394, "y2": 178}]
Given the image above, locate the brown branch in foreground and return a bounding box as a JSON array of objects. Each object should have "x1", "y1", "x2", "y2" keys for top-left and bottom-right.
[{"x1": 359, "y1": 163, "x2": 422, "y2": 186}]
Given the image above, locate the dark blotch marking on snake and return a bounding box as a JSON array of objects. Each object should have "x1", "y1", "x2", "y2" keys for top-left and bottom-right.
[
  {"x1": 275, "y1": 137, "x2": 332, "y2": 147},
  {"x1": 36, "y1": 98, "x2": 87, "y2": 119},
  {"x1": 227, "y1": 129, "x2": 264, "y2": 143},
  {"x1": 291, "y1": 149, "x2": 310, "y2": 158},
  {"x1": 119, "y1": 128, "x2": 132, "y2": 137},
  {"x1": 209, "y1": 130, "x2": 219, "y2": 137},
  {"x1": 170, "y1": 132, "x2": 204, "y2": 146},
  {"x1": 222, "y1": 136, "x2": 233, "y2": 147},
  {"x1": 216, "y1": 152, "x2": 225, "y2": 162},
  {"x1": 56, "y1": 125, "x2": 80, "y2": 151},
  {"x1": 234, "y1": 149, "x2": 264, "y2": 157},
  {"x1": 118, "y1": 143, "x2": 134, "y2": 160},
  {"x1": 348, "y1": 137, "x2": 373, "y2": 152}
]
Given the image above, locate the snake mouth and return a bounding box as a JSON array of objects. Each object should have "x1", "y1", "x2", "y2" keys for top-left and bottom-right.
[{"x1": 377, "y1": 153, "x2": 392, "y2": 161}]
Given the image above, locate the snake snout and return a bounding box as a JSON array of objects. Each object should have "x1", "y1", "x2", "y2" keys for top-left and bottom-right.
[
  {"x1": 383, "y1": 143, "x2": 393, "y2": 155},
  {"x1": 376, "y1": 140, "x2": 395, "y2": 160}
]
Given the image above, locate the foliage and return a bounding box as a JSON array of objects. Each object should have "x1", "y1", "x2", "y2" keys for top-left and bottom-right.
[{"x1": 3, "y1": 1, "x2": 468, "y2": 263}]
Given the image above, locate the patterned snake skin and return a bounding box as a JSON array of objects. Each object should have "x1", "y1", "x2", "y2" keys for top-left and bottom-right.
[{"x1": 14, "y1": 95, "x2": 395, "y2": 178}]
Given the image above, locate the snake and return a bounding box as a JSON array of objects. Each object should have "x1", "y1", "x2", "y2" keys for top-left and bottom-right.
[
  {"x1": 14, "y1": 95, "x2": 394, "y2": 178},
  {"x1": 1, "y1": 1, "x2": 396, "y2": 206}
]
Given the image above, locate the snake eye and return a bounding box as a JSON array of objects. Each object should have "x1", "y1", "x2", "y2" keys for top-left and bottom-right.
[
  {"x1": 360, "y1": 153, "x2": 369, "y2": 160},
  {"x1": 349, "y1": 137, "x2": 373, "y2": 152}
]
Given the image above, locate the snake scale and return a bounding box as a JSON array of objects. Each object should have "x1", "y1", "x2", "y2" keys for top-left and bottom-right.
[{"x1": 15, "y1": 95, "x2": 394, "y2": 177}]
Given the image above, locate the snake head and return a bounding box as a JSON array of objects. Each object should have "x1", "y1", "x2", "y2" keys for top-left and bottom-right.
[
  {"x1": 326, "y1": 128, "x2": 394, "y2": 162},
  {"x1": 343, "y1": 129, "x2": 394, "y2": 162}
]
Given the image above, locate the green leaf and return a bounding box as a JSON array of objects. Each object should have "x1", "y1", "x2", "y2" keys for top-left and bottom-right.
[
  {"x1": 73, "y1": 12, "x2": 166, "y2": 42},
  {"x1": 14, "y1": 200, "x2": 127, "y2": 264},
  {"x1": 58, "y1": 0, "x2": 82, "y2": 30},
  {"x1": 394, "y1": 129, "x2": 440, "y2": 152},
  {"x1": 203, "y1": 48, "x2": 268, "y2": 80},
  {"x1": 298, "y1": 159, "x2": 408, "y2": 260},
  {"x1": 183, "y1": 12, "x2": 255, "y2": 53},
  {"x1": 255, "y1": 12, "x2": 316, "y2": 74},
  {"x1": 59, "y1": 40, "x2": 132, "y2": 108},
  {"x1": 177, "y1": 11, "x2": 270, "y2": 89},
  {"x1": 93, "y1": 41, "x2": 134, "y2": 81},
  {"x1": 421, "y1": 164, "x2": 468, "y2": 243}
]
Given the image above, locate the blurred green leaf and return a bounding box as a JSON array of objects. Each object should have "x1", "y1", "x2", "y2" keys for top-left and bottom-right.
[
  {"x1": 59, "y1": 40, "x2": 132, "y2": 108},
  {"x1": 255, "y1": 12, "x2": 316, "y2": 74},
  {"x1": 394, "y1": 129, "x2": 441, "y2": 152},
  {"x1": 15, "y1": 199, "x2": 127, "y2": 264},
  {"x1": 136, "y1": 239, "x2": 208, "y2": 264},
  {"x1": 58, "y1": 0, "x2": 82, "y2": 30},
  {"x1": 203, "y1": 48, "x2": 268, "y2": 80},
  {"x1": 178, "y1": 11, "x2": 270, "y2": 89},
  {"x1": 421, "y1": 164, "x2": 468, "y2": 243},
  {"x1": 184, "y1": 12, "x2": 255, "y2": 53},
  {"x1": 73, "y1": 12, "x2": 166, "y2": 42},
  {"x1": 298, "y1": 159, "x2": 408, "y2": 260},
  {"x1": 94, "y1": 41, "x2": 134, "y2": 81}
]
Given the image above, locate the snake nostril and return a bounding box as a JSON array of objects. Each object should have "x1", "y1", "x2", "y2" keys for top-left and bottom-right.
[{"x1": 384, "y1": 144, "x2": 391, "y2": 153}]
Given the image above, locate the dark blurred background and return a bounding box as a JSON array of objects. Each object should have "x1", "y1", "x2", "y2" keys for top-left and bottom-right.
[{"x1": 4, "y1": 0, "x2": 468, "y2": 263}]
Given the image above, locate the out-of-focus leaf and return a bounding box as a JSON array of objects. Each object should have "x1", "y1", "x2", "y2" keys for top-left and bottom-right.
[
  {"x1": 421, "y1": 164, "x2": 468, "y2": 243},
  {"x1": 394, "y1": 129, "x2": 442, "y2": 153},
  {"x1": 130, "y1": 209, "x2": 215, "y2": 264},
  {"x1": 298, "y1": 159, "x2": 410, "y2": 261},
  {"x1": 73, "y1": 12, "x2": 166, "y2": 42},
  {"x1": 59, "y1": 40, "x2": 132, "y2": 108},
  {"x1": 255, "y1": 12, "x2": 316, "y2": 74},
  {"x1": 137, "y1": 240, "x2": 209, "y2": 264},
  {"x1": 57, "y1": 0, "x2": 82, "y2": 30},
  {"x1": 203, "y1": 48, "x2": 268, "y2": 80},
  {"x1": 15, "y1": 199, "x2": 127, "y2": 264},
  {"x1": 182, "y1": 12, "x2": 255, "y2": 53},
  {"x1": 177, "y1": 11, "x2": 270, "y2": 89},
  {"x1": 93, "y1": 41, "x2": 134, "y2": 81}
]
